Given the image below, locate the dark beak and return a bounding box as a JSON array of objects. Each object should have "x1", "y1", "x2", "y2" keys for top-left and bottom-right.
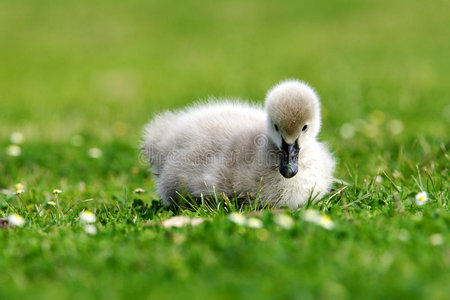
[{"x1": 279, "y1": 138, "x2": 299, "y2": 178}]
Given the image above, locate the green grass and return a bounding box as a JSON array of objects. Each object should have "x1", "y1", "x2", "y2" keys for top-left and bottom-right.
[{"x1": 0, "y1": 0, "x2": 449, "y2": 299}]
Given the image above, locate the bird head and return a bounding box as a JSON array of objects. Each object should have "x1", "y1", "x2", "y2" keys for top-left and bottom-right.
[{"x1": 265, "y1": 79, "x2": 321, "y2": 178}]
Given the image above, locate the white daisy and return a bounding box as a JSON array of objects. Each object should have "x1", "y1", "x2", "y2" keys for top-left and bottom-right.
[
  {"x1": 133, "y1": 188, "x2": 145, "y2": 194},
  {"x1": 6, "y1": 145, "x2": 21, "y2": 157},
  {"x1": 14, "y1": 183, "x2": 25, "y2": 195},
  {"x1": 79, "y1": 210, "x2": 96, "y2": 223},
  {"x1": 317, "y1": 215, "x2": 335, "y2": 230},
  {"x1": 247, "y1": 217, "x2": 263, "y2": 229},
  {"x1": 52, "y1": 189, "x2": 62, "y2": 195},
  {"x1": 274, "y1": 214, "x2": 294, "y2": 229},
  {"x1": 10, "y1": 132, "x2": 25, "y2": 144},
  {"x1": 8, "y1": 214, "x2": 25, "y2": 227},
  {"x1": 303, "y1": 209, "x2": 321, "y2": 223},
  {"x1": 303, "y1": 209, "x2": 335, "y2": 230},
  {"x1": 415, "y1": 192, "x2": 428, "y2": 206},
  {"x1": 429, "y1": 233, "x2": 443, "y2": 246},
  {"x1": 228, "y1": 213, "x2": 247, "y2": 226},
  {"x1": 161, "y1": 216, "x2": 204, "y2": 228},
  {"x1": 388, "y1": 120, "x2": 404, "y2": 135},
  {"x1": 88, "y1": 147, "x2": 102, "y2": 159},
  {"x1": 84, "y1": 224, "x2": 97, "y2": 235}
]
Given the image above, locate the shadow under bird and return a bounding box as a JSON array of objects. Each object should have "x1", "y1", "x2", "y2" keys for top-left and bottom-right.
[{"x1": 142, "y1": 79, "x2": 335, "y2": 209}]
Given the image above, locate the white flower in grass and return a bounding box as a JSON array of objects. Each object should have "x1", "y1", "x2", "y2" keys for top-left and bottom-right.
[
  {"x1": 8, "y1": 214, "x2": 25, "y2": 227},
  {"x1": 388, "y1": 120, "x2": 404, "y2": 135},
  {"x1": 10, "y1": 132, "x2": 25, "y2": 144},
  {"x1": 14, "y1": 183, "x2": 25, "y2": 195},
  {"x1": 274, "y1": 214, "x2": 294, "y2": 229},
  {"x1": 429, "y1": 234, "x2": 443, "y2": 246},
  {"x1": 303, "y1": 209, "x2": 321, "y2": 223},
  {"x1": 133, "y1": 188, "x2": 145, "y2": 194},
  {"x1": 415, "y1": 192, "x2": 428, "y2": 206},
  {"x1": 88, "y1": 147, "x2": 102, "y2": 159},
  {"x1": 303, "y1": 209, "x2": 335, "y2": 230},
  {"x1": 317, "y1": 215, "x2": 335, "y2": 230},
  {"x1": 79, "y1": 210, "x2": 96, "y2": 223},
  {"x1": 47, "y1": 201, "x2": 56, "y2": 206},
  {"x1": 84, "y1": 224, "x2": 97, "y2": 235},
  {"x1": 15, "y1": 189, "x2": 25, "y2": 195},
  {"x1": 15, "y1": 183, "x2": 25, "y2": 190},
  {"x1": 228, "y1": 212, "x2": 246, "y2": 226},
  {"x1": 161, "y1": 216, "x2": 204, "y2": 228},
  {"x1": 7, "y1": 145, "x2": 21, "y2": 157},
  {"x1": 247, "y1": 217, "x2": 263, "y2": 229},
  {"x1": 52, "y1": 189, "x2": 62, "y2": 195}
]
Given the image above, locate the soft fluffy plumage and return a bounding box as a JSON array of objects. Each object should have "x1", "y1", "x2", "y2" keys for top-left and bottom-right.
[{"x1": 142, "y1": 79, "x2": 335, "y2": 209}]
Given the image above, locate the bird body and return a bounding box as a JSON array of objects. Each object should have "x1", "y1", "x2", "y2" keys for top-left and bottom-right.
[{"x1": 142, "y1": 80, "x2": 335, "y2": 209}]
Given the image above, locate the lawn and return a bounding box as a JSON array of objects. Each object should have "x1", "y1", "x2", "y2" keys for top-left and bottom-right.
[{"x1": 0, "y1": 0, "x2": 449, "y2": 299}]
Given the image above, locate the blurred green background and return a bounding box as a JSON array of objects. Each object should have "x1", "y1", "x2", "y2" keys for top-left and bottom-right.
[
  {"x1": 0, "y1": 1, "x2": 449, "y2": 299},
  {"x1": 1, "y1": 0, "x2": 449, "y2": 145}
]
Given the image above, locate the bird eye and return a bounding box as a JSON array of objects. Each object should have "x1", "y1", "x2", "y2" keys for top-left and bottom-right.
[
  {"x1": 302, "y1": 124, "x2": 308, "y2": 131},
  {"x1": 274, "y1": 124, "x2": 279, "y2": 132}
]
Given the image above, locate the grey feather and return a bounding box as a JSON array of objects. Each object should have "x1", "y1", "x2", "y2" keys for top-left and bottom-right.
[{"x1": 141, "y1": 79, "x2": 335, "y2": 209}]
